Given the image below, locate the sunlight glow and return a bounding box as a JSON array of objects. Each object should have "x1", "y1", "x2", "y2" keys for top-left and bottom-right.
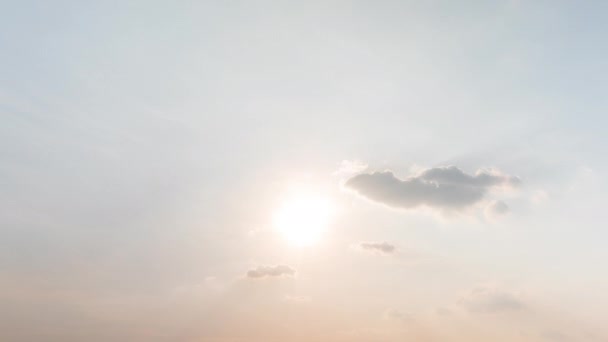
[{"x1": 273, "y1": 193, "x2": 333, "y2": 246}]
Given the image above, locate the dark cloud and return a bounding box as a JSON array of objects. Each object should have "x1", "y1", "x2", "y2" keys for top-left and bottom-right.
[
  {"x1": 459, "y1": 286, "x2": 525, "y2": 313},
  {"x1": 358, "y1": 241, "x2": 396, "y2": 254},
  {"x1": 246, "y1": 265, "x2": 295, "y2": 279},
  {"x1": 345, "y1": 166, "x2": 519, "y2": 211}
]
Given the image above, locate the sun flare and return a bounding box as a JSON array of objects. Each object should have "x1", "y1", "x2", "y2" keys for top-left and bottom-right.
[{"x1": 273, "y1": 193, "x2": 333, "y2": 246}]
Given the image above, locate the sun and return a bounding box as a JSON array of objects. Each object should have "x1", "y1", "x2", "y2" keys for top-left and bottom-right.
[{"x1": 273, "y1": 193, "x2": 333, "y2": 246}]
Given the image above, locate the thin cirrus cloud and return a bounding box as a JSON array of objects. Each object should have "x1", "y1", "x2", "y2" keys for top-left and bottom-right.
[
  {"x1": 345, "y1": 165, "x2": 520, "y2": 212},
  {"x1": 246, "y1": 265, "x2": 296, "y2": 279},
  {"x1": 358, "y1": 241, "x2": 396, "y2": 254}
]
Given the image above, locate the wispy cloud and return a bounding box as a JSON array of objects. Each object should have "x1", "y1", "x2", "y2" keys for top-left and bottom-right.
[
  {"x1": 383, "y1": 308, "x2": 414, "y2": 323},
  {"x1": 458, "y1": 286, "x2": 525, "y2": 314},
  {"x1": 283, "y1": 294, "x2": 311, "y2": 303},
  {"x1": 357, "y1": 241, "x2": 396, "y2": 254},
  {"x1": 246, "y1": 265, "x2": 296, "y2": 279}
]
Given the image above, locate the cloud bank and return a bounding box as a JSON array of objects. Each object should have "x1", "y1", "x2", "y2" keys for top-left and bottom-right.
[
  {"x1": 246, "y1": 265, "x2": 296, "y2": 279},
  {"x1": 345, "y1": 166, "x2": 519, "y2": 212}
]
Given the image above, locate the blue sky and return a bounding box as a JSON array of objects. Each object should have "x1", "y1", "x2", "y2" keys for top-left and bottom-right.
[{"x1": 2, "y1": 1, "x2": 608, "y2": 341}]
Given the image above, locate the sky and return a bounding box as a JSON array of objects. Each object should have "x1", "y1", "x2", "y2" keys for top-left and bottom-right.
[{"x1": 1, "y1": 1, "x2": 608, "y2": 341}]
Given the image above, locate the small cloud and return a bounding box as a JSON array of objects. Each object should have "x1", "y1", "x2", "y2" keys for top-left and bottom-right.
[
  {"x1": 542, "y1": 331, "x2": 572, "y2": 342},
  {"x1": 459, "y1": 286, "x2": 525, "y2": 314},
  {"x1": 531, "y1": 190, "x2": 549, "y2": 204},
  {"x1": 485, "y1": 200, "x2": 510, "y2": 220},
  {"x1": 246, "y1": 265, "x2": 296, "y2": 279},
  {"x1": 357, "y1": 241, "x2": 396, "y2": 254},
  {"x1": 345, "y1": 165, "x2": 519, "y2": 213},
  {"x1": 283, "y1": 294, "x2": 311, "y2": 303},
  {"x1": 202, "y1": 276, "x2": 224, "y2": 291},
  {"x1": 435, "y1": 307, "x2": 453, "y2": 316},
  {"x1": 337, "y1": 328, "x2": 390, "y2": 339},
  {"x1": 384, "y1": 308, "x2": 414, "y2": 323}
]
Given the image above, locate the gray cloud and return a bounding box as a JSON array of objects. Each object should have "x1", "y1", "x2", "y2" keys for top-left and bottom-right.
[
  {"x1": 459, "y1": 286, "x2": 525, "y2": 313},
  {"x1": 542, "y1": 331, "x2": 572, "y2": 342},
  {"x1": 384, "y1": 308, "x2": 414, "y2": 323},
  {"x1": 358, "y1": 241, "x2": 396, "y2": 254},
  {"x1": 485, "y1": 200, "x2": 510, "y2": 219},
  {"x1": 246, "y1": 265, "x2": 296, "y2": 279},
  {"x1": 345, "y1": 166, "x2": 520, "y2": 211}
]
